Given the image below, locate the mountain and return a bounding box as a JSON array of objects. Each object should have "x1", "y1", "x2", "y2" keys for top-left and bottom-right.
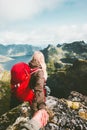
[
  {"x1": 0, "y1": 44, "x2": 41, "y2": 69},
  {"x1": 42, "y1": 41, "x2": 87, "y2": 74},
  {"x1": 0, "y1": 41, "x2": 87, "y2": 129},
  {"x1": 47, "y1": 59, "x2": 87, "y2": 98},
  {"x1": 61, "y1": 41, "x2": 87, "y2": 54},
  {"x1": 0, "y1": 44, "x2": 41, "y2": 57},
  {"x1": 0, "y1": 66, "x2": 87, "y2": 129},
  {"x1": 42, "y1": 41, "x2": 87, "y2": 98}
]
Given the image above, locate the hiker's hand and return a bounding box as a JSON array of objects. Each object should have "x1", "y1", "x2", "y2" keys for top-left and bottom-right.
[{"x1": 32, "y1": 109, "x2": 49, "y2": 128}]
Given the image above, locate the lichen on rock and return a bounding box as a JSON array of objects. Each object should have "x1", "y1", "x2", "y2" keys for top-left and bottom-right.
[{"x1": 0, "y1": 92, "x2": 87, "y2": 130}]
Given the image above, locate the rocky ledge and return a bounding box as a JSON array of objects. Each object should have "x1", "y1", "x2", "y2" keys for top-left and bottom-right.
[{"x1": 0, "y1": 91, "x2": 87, "y2": 130}]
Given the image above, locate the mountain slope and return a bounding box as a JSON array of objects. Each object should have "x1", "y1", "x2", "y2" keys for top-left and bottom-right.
[
  {"x1": 47, "y1": 59, "x2": 87, "y2": 98},
  {"x1": 0, "y1": 41, "x2": 87, "y2": 130},
  {"x1": 0, "y1": 93, "x2": 87, "y2": 130},
  {"x1": 42, "y1": 41, "x2": 87, "y2": 75}
]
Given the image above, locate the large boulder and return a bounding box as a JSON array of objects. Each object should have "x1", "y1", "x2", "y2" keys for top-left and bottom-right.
[
  {"x1": 0, "y1": 92, "x2": 87, "y2": 130},
  {"x1": 47, "y1": 59, "x2": 87, "y2": 98}
]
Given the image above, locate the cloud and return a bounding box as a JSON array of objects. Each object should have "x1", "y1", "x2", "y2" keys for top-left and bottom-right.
[
  {"x1": 0, "y1": 31, "x2": 28, "y2": 44},
  {"x1": 25, "y1": 24, "x2": 87, "y2": 45},
  {"x1": 0, "y1": 0, "x2": 87, "y2": 46},
  {"x1": 0, "y1": 24, "x2": 87, "y2": 45},
  {"x1": 0, "y1": 0, "x2": 63, "y2": 22}
]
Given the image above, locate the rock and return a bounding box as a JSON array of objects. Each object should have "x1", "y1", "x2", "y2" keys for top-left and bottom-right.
[
  {"x1": 45, "y1": 95, "x2": 87, "y2": 130},
  {"x1": 78, "y1": 108, "x2": 87, "y2": 120},
  {"x1": 0, "y1": 92, "x2": 87, "y2": 130},
  {"x1": 0, "y1": 102, "x2": 30, "y2": 130},
  {"x1": 47, "y1": 60, "x2": 87, "y2": 98},
  {"x1": 66, "y1": 101, "x2": 80, "y2": 110},
  {"x1": 42, "y1": 41, "x2": 87, "y2": 73},
  {"x1": 68, "y1": 91, "x2": 87, "y2": 106}
]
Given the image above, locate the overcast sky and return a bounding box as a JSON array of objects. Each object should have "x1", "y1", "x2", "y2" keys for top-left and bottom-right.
[{"x1": 0, "y1": 0, "x2": 87, "y2": 46}]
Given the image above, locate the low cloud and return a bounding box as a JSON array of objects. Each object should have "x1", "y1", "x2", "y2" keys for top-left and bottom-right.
[{"x1": 0, "y1": 24, "x2": 87, "y2": 45}]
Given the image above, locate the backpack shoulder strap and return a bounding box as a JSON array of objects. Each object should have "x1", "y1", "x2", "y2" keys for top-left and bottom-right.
[{"x1": 30, "y1": 68, "x2": 41, "y2": 75}]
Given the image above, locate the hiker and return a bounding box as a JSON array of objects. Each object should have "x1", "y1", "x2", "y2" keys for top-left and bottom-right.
[
  {"x1": 28, "y1": 51, "x2": 48, "y2": 113},
  {"x1": 20, "y1": 109, "x2": 49, "y2": 130},
  {"x1": 10, "y1": 51, "x2": 48, "y2": 114}
]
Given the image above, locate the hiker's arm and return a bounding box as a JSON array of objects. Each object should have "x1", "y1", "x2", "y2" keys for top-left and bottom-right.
[
  {"x1": 34, "y1": 70, "x2": 46, "y2": 110},
  {"x1": 20, "y1": 109, "x2": 49, "y2": 130},
  {"x1": 20, "y1": 119, "x2": 40, "y2": 130}
]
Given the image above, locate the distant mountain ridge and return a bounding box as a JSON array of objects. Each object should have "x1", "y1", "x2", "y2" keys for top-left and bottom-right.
[
  {"x1": 0, "y1": 44, "x2": 41, "y2": 57},
  {"x1": 0, "y1": 52, "x2": 87, "y2": 130},
  {"x1": 61, "y1": 41, "x2": 87, "y2": 54},
  {"x1": 0, "y1": 41, "x2": 87, "y2": 70},
  {"x1": 0, "y1": 41, "x2": 87, "y2": 127},
  {"x1": 41, "y1": 41, "x2": 87, "y2": 98},
  {"x1": 42, "y1": 41, "x2": 87, "y2": 71}
]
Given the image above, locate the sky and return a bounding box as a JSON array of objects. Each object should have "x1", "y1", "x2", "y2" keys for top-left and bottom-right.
[{"x1": 0, "y1": 0, "x2": 87, "y2": 47}]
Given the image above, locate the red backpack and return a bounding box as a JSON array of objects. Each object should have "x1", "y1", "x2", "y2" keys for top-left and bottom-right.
[{"x1": 11, "y1": 62, "x2": 39, "y2": 104}]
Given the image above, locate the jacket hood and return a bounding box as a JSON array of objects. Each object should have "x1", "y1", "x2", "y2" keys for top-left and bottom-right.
[{"x1": 29, "y1": 60, "x2": 42, "y2": 68}]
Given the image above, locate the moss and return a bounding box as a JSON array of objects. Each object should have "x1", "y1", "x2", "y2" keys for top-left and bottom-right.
[{"x1": 0, "y1": 81, "x2": 11, "y2": 116}]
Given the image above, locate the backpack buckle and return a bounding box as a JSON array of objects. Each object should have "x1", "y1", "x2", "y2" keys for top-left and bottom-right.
[{"x1": 14, "y1": 83, "x2": 20, "y2": 88}]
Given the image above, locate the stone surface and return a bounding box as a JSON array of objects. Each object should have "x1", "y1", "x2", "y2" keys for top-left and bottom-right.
[{"x1": 0, "y1": 92, "x2": 87, "y2": 130}]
